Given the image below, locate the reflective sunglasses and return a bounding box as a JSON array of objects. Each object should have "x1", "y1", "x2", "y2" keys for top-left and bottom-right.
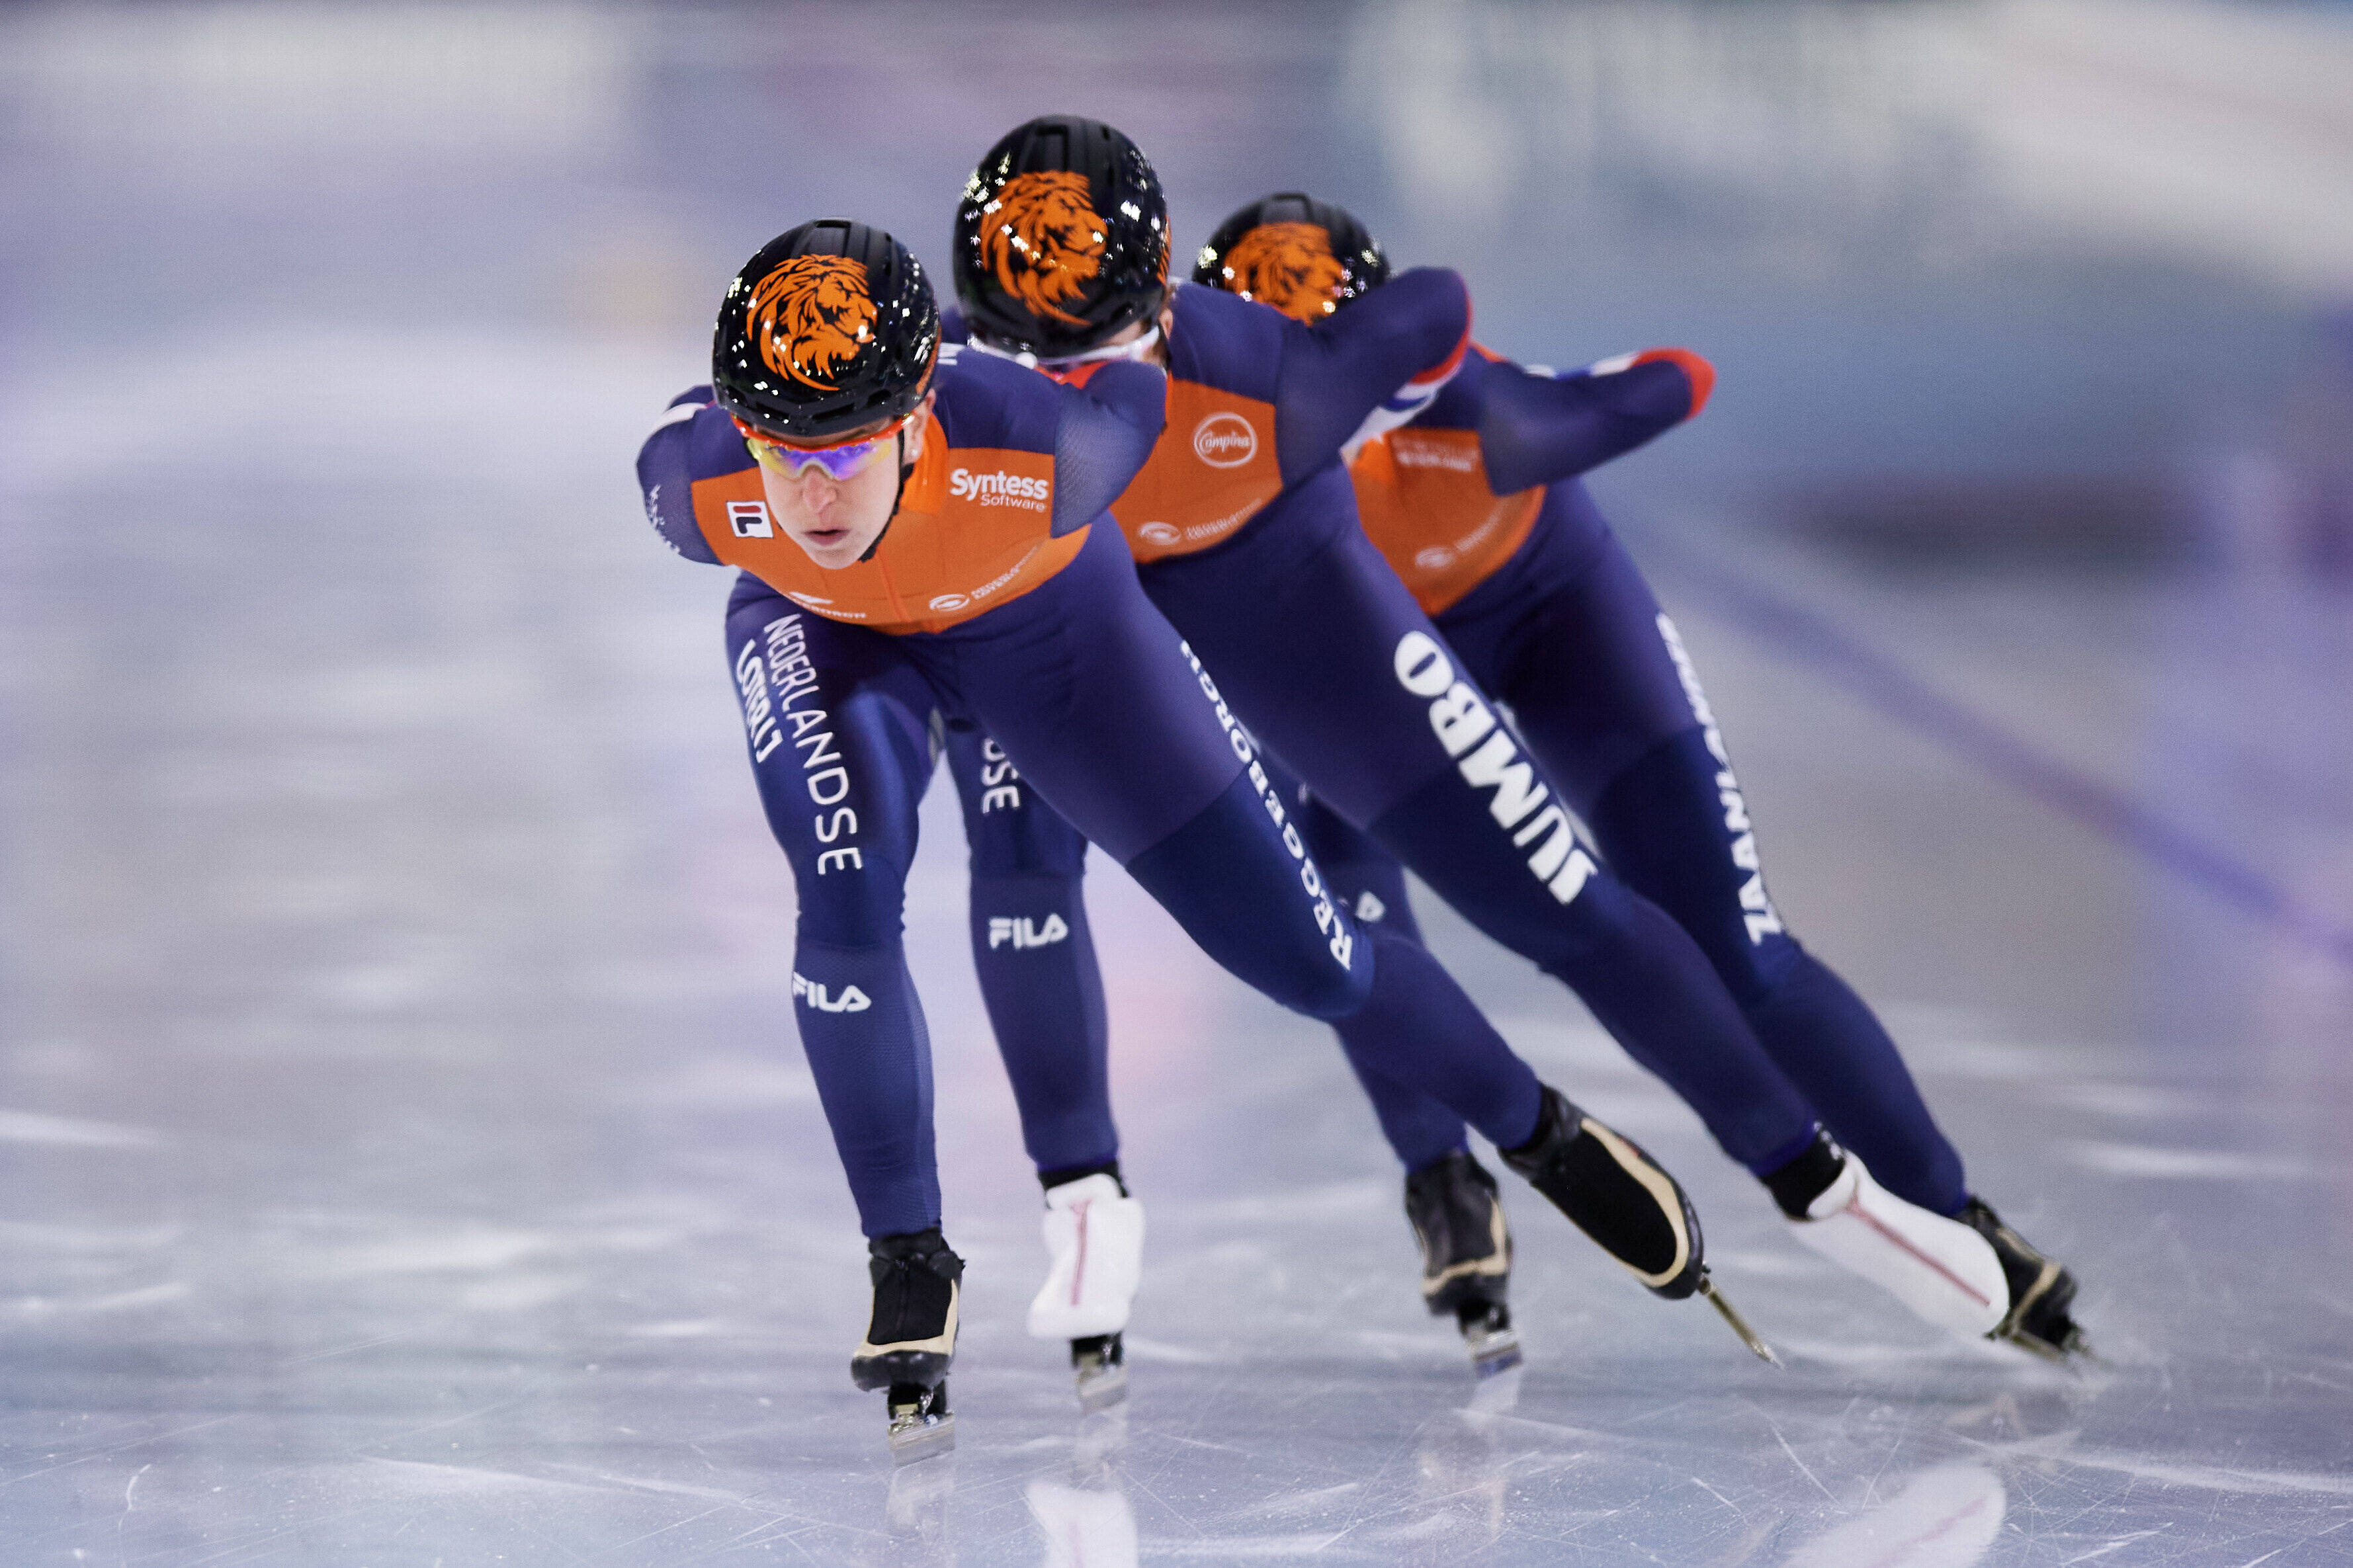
[{"x1": 735, "y1": 409, "x2": 917, "y2": 481}]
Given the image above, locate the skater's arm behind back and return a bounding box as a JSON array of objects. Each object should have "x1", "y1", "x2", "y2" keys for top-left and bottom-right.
[{"x1": 1478, "y1": 349, "x2": 1713, "y2": 497}]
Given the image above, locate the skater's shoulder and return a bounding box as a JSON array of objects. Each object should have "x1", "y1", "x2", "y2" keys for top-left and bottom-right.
[
  {"x1": 930, "y1": 349, "x2": 1063, "y2": 456},
  {"x1": 1403, "y1": 345, "x2": 1503, "y2": 431},
  {"x1": 636, "y1": 388, "x2": 755, "y2": 565},
  {"x1": 640, "y1": 386, "x2": 760, "y2": 482},
  {"x1": 1167, "y1": 282, "x2": 1284, "y2": 403}
]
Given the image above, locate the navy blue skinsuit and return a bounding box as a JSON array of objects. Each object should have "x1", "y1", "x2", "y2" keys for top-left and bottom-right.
[
  {"x1": 947, "y1": 280, "x2": 1962, "y2": 1210},
  {"x1": 638, "y1": 350, "x2": 1546, "y2": 1237},
  {"x1": 1306, "y1": 340, "x2": 1965, "y2": 1214}
]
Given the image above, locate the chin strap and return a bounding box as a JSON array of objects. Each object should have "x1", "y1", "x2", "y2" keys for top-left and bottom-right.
[{"x1": 860, "y1": 426, "x2": 912, "y2": 564}]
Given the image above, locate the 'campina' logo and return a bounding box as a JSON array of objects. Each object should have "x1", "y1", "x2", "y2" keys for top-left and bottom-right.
[
  {"x1": 747, "y1": 255, "x2": 875, "y2": 391},
  {"x1": 1193, "y1": 412, "x2": 1257, "y2": 468},
  {"x1": 1414, "y1": 546, "x2": 1456, "y2": 571},
  {"x1": 980, "y1": 171, "x2": 1105, "y2": 327},
  {"x1": 929, "y1": 593, "x2": 970, "y2": 612},
  {"x1": 1221, "y1": 222, "x2": 1349, "y2": 322},
  {"x1": 1138, "y1": 522, "x2": 1180, "y2": 546}
]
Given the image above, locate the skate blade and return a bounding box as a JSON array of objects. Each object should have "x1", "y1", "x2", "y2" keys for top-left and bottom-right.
[
  {"x1": 888, "y1": 1409, "x2": 956, "y2": 1464},
  {"x1": 1465, "y1": 1326, "x2": 1523, "y2": 1380},
  {"x1": 1697, "y1": 1273, "x2": 1782, "y2": 1368},
  {"x1": 1075, "y1": 1361, "x2": 1129, "y2": 1413},
  {"x1": 1996, "y1": 1324, "x2": 2097, "y2": 1368}
]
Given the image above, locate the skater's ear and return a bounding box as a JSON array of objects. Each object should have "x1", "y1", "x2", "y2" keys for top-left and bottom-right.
[{"x1": 900, "y1": 392, "x2": 938, "y2": 462}]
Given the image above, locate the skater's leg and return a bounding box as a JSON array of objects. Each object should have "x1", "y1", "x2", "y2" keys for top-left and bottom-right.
[
  {"x1": 1288, "y1": 769, "x2": 1475, "y2": 1173},
  {"x1": 941, "y1": 721, "x2": 1141, "y2": 1395},
  {"x1": 924, "y1": 525, "x2": 1705, "y2": 1302},
  {"x1": 1291, "y1": 773, "x2": 1427, "y2": 945},
  {"x1": 915, "y1": 524, "x2": 1375, "y2": 1022},
  {"x1": 1289, "y1": 769, "x2": 1519, "y2": 1360},
  {"x1": 726, "y1": 575, "x2": 943, "y2": 1240},
  {"x1": 1592, "y1": 712, "x2": 1967, "y2": 1213},
  {"x1": 1458, "y1": 494, "x2": 1965, "y2": 1214},
  {"x1": 1142, "y1": 466, "x2": 1820, "y2": 1176},
  {"x1": 1128, "y1": 699, "x2": 1707, "y2": 1307},
  {"x1": 1438, "y1": 493, "x2": 2086, "y2": 1349},
  {"x1": 942, "y1": 722, "x2": 1117, "y2": 1180},
  {"x1": 925, "y1": 524, "x2": 1541, "y2": 1143}
]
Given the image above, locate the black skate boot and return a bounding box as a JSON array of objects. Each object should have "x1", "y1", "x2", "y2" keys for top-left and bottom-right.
[
  {"x1": 1501, "y1": 1087, "x2": 1780, "y2": 1364},
  {"x1": 1958, "y1": 1198, "x2": 2090, "y2": 1361},
  {"x1": 1500, "y1": 1087, "x2": 1701, "y2": 1297},
  {"x1": 1404, "y1": 1149, "x2": 1521, "y2": 1378},
  {"x1": 1069, "y1": 1333, "x2": 1126, "y2": 1412},
  {"x1": 851, "y1": 1228, "x2": 963, "y2": 1462}
]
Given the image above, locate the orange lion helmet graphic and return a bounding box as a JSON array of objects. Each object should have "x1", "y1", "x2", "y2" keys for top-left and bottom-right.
[
  {"x1": 978, "y1": 171, "x2": 1105, "y2": 327},
  {"x1": 1220, "y1": 222, "x2": 1350, "y2": 323},
  {"x1": 747, "y1": 255, "x2": 877, "y2": 390}
]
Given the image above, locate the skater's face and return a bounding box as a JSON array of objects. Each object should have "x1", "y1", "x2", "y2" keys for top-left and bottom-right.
[{"x1": 752, "y1": 393, "x2": 934, "y2": 569}]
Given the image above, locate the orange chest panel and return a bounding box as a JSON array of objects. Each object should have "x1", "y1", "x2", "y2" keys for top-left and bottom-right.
[
  {"x1": 1349, "y1": 428, "x2": 1541, "y2": 616},
  {"x1": 1107, "y1": 378, "x2": 1283, "y2": 563},
  {"x1": 691, "y1": 429, "x2": 1078, "y2": 634}
]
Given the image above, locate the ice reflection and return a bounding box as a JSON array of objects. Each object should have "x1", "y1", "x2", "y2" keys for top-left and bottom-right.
[
  {"x1": 869, "y1": 1455, "x2": 957, "y2": 1568},
  {"x1": 1027, "y1": 1408, "x2": 1137, "y2": 1568},
  {"x1": 1395, "y1": 1368, "x2": 1524, "y2": 1562},
  {"x1": 1783, "y1": 1464, "x2": 2006, "y2": 1568}
]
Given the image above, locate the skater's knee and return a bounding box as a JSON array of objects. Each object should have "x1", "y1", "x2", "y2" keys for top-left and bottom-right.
[
  {"x1": 1266, "y1": 912, "x2": 1380, "y2": 1020},
  {"x1": 965, "y1": 808, "x2": 1091, "y2": 880},
  {"x1": 793, "y1": 881, "x2": 908, "y2": 950},
  {"x1": 1125, "y1": 770, "x2": 1372, "y2": 1020},
  {"x1": 1283, "y1": 954, "x2": 1375, "y2": 1021},
  {"x1": 1207, "y1": 911, "x2": 1374, "y2": 1021}
]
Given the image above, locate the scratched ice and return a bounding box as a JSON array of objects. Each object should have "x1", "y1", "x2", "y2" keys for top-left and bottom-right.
[{"x1": 1, "y1": 3, "x2": 2350, "y2": 1564}]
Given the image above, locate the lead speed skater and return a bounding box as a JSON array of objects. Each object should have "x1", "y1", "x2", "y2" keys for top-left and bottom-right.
[
  {"x1": 638, "y1": 219, "x2": 1744, "y2": 1458},
  {"x1": 929, "y1": 122, "x2": 2086, "y2": 1375}
]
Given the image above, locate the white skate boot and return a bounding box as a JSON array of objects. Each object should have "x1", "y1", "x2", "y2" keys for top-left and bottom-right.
[
  {"x1": 1027, "y1": 1173, "x2": 1144, "y2": 1410},
  {"x1": 1777, "y1": 1135, "x2": 2008, "y2": 1341}
]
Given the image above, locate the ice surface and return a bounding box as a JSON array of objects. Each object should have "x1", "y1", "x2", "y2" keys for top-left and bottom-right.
[{"x1": 1, "y1": 4, "x2": 2349, "y2": 1563}]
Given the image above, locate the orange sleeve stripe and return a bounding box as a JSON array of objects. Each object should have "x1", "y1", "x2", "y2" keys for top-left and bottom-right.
[
  {"x1": 1633, "y1": 348, "x2": 1715, "y2": 419},
  {"x1": 1412, "y1": 309, "x2": 1473, "y2": 388}
]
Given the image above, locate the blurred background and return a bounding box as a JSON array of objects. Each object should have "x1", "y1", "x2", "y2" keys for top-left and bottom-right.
[{"x1": 1, "y1": 2, "x2": 2348, "y2": 1563}]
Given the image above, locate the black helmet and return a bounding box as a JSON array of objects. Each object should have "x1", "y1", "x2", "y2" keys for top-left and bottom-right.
[
  {"x1": 712, "y1": 219, "x2": 940, "y2": 442},
  {"x1": 1193, "y1": 193, "x2": 1390, "y2": 323},
  {"x1": 953, "y1": 115, "x2": 1171, "y2": 356}
]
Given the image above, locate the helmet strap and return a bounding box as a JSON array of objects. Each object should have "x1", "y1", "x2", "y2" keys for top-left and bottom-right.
[{"x1": 861, "y1": 425, "x2": 912, "y2": 564}]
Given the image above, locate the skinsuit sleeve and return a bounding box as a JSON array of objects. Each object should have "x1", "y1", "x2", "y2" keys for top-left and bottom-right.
[
  {"x1": 635, "y1": 385, "x2": 725, "y2": 565},
  {"x1": 1047, "y1": 358, "x2": 1168, "y2": 536},
  {"x1": 1273, "y1": 266, "x2": 1472, "y2": 483},
  {"x1": 1478, "y1": 349, "x2": 1715, "y2": 496}
]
